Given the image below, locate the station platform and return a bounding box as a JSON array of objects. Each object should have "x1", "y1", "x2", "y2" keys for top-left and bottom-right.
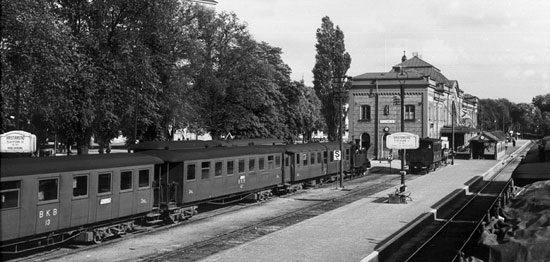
[{"x1": 198, "y1": 140, "x2": 531, "y2": 262}]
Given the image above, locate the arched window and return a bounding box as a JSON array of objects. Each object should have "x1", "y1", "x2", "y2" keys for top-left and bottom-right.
[{"x1": 405, "y1": 105, "x2": 415, "y2": 120}]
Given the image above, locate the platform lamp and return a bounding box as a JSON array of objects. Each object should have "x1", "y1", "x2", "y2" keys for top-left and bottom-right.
[
  {"x1": 451, "y1": 100, "x2": 455, "y2": 165},
  {"x1": 394, "y1": 65, "x2": 408, "y2": 187},
  {"x1": 333, "y1": 74, "x2": 352, "y2": 189}
]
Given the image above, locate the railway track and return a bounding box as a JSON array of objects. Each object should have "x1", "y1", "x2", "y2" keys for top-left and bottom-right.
[
  {"x1": 141, "y1": 176, "x2": 403, "y2": 262},
  {"x1": 379, "y1": 145, "x2": 530, "y2": 262}
]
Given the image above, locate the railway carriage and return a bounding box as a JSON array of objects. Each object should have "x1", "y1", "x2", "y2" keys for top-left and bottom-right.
[
  {"x1": 1, "y1": 140, "x2": 361, "y2": 254},
  {"x1": 284, "y1": 142, "x2": 352, "y2": 184},
  {"x1": 0, "y1": 154, "x2": 163, "y2": 253},
  {"x1": 141, "y1": 146, "x2": 287, "y2": 211},
  {"x1": 406, "y1": 138, "x2": 448, "y2": 174}
]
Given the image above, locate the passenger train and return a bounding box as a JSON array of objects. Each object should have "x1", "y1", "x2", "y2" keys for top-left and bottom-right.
[{"x1": 0, "y1": 141, "x2": 369, "y2": 253}]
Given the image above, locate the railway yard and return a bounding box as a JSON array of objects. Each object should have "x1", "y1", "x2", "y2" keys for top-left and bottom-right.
[{"x1": 4, "y1": 139, "x2": 550, "y2": 262}]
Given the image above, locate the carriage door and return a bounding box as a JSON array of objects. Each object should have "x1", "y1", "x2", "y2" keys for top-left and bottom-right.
[
  {"x1": 282, "y1": 154, "x2": 291, "y2": 184},
  {"x1": 153, "y1": 164, "x2": 163, "y2": 207},
  {"x1": 36, "y1": 177, "x2": 60, "y2": 234}
]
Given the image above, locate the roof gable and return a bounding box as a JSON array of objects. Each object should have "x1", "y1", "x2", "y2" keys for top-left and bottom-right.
[{"x1": 394, "y1": 56, "x2": 438, "y2": 70}]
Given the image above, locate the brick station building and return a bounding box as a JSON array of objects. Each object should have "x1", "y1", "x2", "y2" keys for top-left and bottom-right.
[{"x1": 348, "y1": 53, "x2": 479, "y2": 160}]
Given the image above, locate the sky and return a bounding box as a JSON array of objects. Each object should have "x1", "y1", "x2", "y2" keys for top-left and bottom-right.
[{"x1": 216, "y1": 0, "x2": 550, "y2": 104}]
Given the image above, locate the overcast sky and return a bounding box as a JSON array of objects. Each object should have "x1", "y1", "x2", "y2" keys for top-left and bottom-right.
[{"x1": 216, "y1": 0, "x2": 550, "y2": 104}]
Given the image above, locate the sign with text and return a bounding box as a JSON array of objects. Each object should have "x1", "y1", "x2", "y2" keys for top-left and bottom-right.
[
  {"x1": 0, "y1": 130, "x2": 37, "y2": 153},
  {"x1": 333, "y1": 150, "x2": 341, "y2": 160},
  {"x1": 386, "y1": 132, "x2": 419, "y2": 149}
]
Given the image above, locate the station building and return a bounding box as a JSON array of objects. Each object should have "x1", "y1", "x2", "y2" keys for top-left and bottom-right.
[{"x1": 349, "y1": 53, "x2": 479, "y2": 160}]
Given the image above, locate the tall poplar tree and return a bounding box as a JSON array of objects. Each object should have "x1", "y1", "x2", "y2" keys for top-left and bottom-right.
[{"x1": 312, "y1": 16, "x2": 351, "y2": 141}]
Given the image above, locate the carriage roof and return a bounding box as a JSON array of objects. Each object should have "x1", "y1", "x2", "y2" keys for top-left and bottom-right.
[
  {"x1": 140, "y1": 145, "x2": 286, "y2": 163},
  {"x1": 1, "y1": 153, "x2": 163, "y2": 178}
]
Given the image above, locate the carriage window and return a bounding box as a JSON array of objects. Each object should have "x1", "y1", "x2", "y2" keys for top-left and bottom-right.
[
  {"x1": 275, "y1": 155, "x2": 281, "y2": 168},
  {"x1": 1, "y1": 180, "x2": 20, "y2": 209},
  {"x1": 227, "y1": 160, "x2": 235, "y2": 175},
  {"x1": 120, "y1": 171, "x2": 133, "y2": 191},
  {"x1": 259, "y1": 157, "x2": 265, "y2": 171},
  {"x1": 345, "y1": 149, "x2": 350, "y2": 160},
  {"x1": 73, "y1": 175, "x2": 88, "y2": 197},
  {"x1": 285, "y1": 155, "x2": 289, "y2": 167},
  {"x1": 38, "y1": 178, "x2": 58, "y2": 202},
  {"x1": 330, "y1": 151, "x2": 334, "y2": 162},
  {"x1": 238, "y1": 159, "x2": 245, "y2": 173},
  {"x1": 296, "y1": 154, "x2": 300, "y2": 166},
  {"x1": 139, "y1": 169, "x2": 150, "y2": 188},
  {"x1": 249, "y1": 158, "x2": 256, "y2": 172},
  {"x1": 201, "y1": 162, "x2": 210, "y2": 179},
  {"x1": 303, "y1": 153, "x2": 308, "y2": 166},
  {"x1": 310, "y1": 153, "x2": 315, "y2": 165},
  {"x1": 187, "y1": 164, "x2": 196, "y2": 180},
  {"x1": 215, "y1": 161, "x2": 223, "y2": 177},
  {"x1": 324, "y1": 151, "x2": 328, "y2": 163},
  {"x1": 98, "y1": 173, "x2": 111, "y2": 194},
  {"x1": 268, "y1": 155, "x2": 275, "y2": 169},
  {"x1": 317, "y1": 152, "x2": 322, "y2": 164}
]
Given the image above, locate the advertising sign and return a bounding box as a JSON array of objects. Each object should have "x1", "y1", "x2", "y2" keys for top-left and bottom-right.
[
  {"x1": 0, "y1": 130, "x2": 37, "y2": 153},
  {"x1": 386, "y1": 132, "x2": 419, "y2": 149}
]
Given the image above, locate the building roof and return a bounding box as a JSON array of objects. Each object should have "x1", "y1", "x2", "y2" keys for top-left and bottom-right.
[
  {"x1": 469, "y1": 131, "x2": 507, "y2": 142},
  {"x1": 391, "y1": 56, "x2": 452, "y2": 87},
  {"x1": 352, "y1": 71, "x2": 425, "y2": 81}
]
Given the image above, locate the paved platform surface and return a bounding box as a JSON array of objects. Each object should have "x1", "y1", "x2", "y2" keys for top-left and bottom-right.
[{"x1": 198, "y1": 140, "x2": 530, "y2": 262}]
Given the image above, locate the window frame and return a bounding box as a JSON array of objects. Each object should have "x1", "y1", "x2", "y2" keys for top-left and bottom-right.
[
  {"x1": 238, "y1": 159, "x2": 245, "y2": 174},
  {"x1": 187, "y1": 163, "x2": 196, "y2": 181},
  {"x1": 267, "y1": 155, "x2": 275, "y2": 169},
  {"x1": 1, "y1": 180, "x2": 21, "y2": 210},
  {"x1": 259, "y1": 156, "x2": 265, "y2": 171},
  {"x1": 227, "y1": 160, "x2": 235, "y2": 176},
  {"x1": 215, "y1": 161, "x2": 223, "y2": 177},
  {"x1": 248, "y1": 158, "x2": 256, "y2": 174},
  {"x1": 38, "y1": 177, "x2": 59, "y2": 203},
  {"x1": 97, "y1": 173, "x2": 112, "y2": 195},
  {"x1": 120, "y1": 170, "x2": 133, "y2": 192},
  {"x1": 138, "y1": 169, "x2": 151, "y2": 189},
  {"x1": 72, "y1": 174, "x2": 89, "y2": 199},
  {"x1": 405, "y1": 104, "x2": 416, "y2": 120},
  {"x1": 275, "y1": 155, "x2": 281, "y2": 168},
  {"x1": 360, "y1": 105, "x2": 371, "y2": 121},
  {"x1": 201, "y1": 161, "x2": 210, "y2": 180}
]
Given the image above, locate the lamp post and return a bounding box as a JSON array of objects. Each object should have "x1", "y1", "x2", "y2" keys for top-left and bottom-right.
[
  {"x1": 333, "y1": 75, "x2": 351, "y2": 189},
  {"x1": 395, "y1": 66, "x2": 408, "y2": 185},
  {"x1": 451, "y1": 100, "x2": 455, "y2": 165}
]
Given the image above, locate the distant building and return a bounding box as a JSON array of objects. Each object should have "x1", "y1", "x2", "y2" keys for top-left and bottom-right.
[{"x1": 349, "y1": 53, "x2": 478, "y2": 160}]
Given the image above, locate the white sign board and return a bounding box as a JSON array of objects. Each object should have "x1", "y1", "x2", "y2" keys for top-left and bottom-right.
[
  {"x1": 386, "y1": 132, "x2": 419, "y2": 149},
  {"x1": 333, "y1": 150, "x2": 341, "y2": 160},
  {"x1": 0, "y1": 130, "x2": 37, "y2": 153}
]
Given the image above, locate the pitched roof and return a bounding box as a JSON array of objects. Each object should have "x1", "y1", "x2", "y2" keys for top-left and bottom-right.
[
  {"x1": 391, "y1": 56, "x2": 451, "y2": 86},
  {"x1": 395, "y1": 56, "x2": 438, "y2": 70},
  {"x1": 353, "y1": 71, "x2": 424, "y2": 81}
]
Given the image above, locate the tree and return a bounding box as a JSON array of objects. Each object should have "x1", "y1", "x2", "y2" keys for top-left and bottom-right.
[{"x1": 312, "y1": 16, "x2": 351, "y2": 141}]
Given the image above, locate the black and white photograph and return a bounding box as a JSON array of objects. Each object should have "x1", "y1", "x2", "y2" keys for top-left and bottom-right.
[{"x1": 1, "y1": 0, "x2": 550, "y2": 261}]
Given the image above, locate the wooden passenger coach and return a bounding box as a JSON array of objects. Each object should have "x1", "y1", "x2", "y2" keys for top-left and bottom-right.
[
  {"x1": 0, "y1": 153, "x2": 163, "y2": 252},
  {"x1": 142, "y1": 146, "x2": 287, "y2": 206}
]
